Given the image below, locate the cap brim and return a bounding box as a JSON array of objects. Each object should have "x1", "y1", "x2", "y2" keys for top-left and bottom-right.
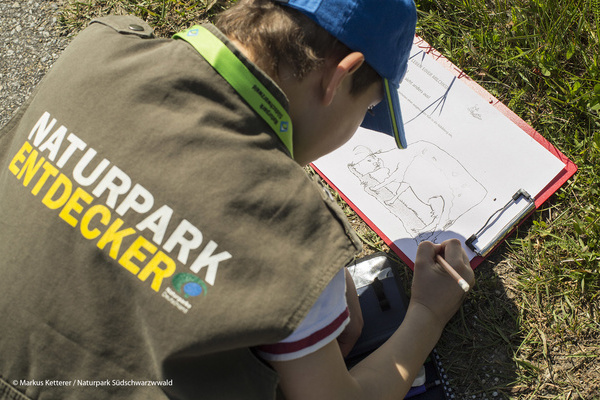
[{"x1": 360, "y1": 78, "x2": 407, "y2": 149}]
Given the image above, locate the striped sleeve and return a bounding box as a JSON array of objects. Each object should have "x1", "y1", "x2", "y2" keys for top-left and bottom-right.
[{"x1": 255, "y1": 268, "x2": 349, "y2": 362}]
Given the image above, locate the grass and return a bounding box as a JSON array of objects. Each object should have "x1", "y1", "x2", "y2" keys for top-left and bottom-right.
[
  {"x1": 58, "y1": 0, "x2": 235, "y2": 36},
  {"x1": 413, "y1": 0, "x2": 600, "y2": 398},
  {"x1": 57, "y1": 0, "x2": 600, "y2": 398}
]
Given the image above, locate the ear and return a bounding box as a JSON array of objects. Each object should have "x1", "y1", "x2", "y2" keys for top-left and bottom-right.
[{"x1": 322, "y1": 52, "x2": 365, "y2": 106}]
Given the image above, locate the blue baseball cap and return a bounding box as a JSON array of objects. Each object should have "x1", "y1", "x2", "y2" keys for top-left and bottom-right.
[{"x1": 274, "y1": 0, "x2": 417, "y2": 148}]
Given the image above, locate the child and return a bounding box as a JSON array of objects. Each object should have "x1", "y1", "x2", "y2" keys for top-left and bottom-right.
[{"x1": 0, "y1": 0, "x2": 474, "y2": 399}]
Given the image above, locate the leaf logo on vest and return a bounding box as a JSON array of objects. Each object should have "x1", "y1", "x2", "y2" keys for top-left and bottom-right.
[
  {"x1": 162, "y1": 273, "x2": 207, "y2": 314},
  {"x1": 173, "y1": 273, "x2": 207, "y2": 298}
]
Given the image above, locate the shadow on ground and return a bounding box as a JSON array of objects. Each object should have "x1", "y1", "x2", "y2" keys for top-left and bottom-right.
[{"x1": 389, "y1": 242, "x2": 522, "y2": 400}]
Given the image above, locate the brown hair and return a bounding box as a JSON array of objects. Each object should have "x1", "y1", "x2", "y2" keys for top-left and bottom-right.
[{"x1": 215, "y1": 0, "x2": 380, "y2": 95}]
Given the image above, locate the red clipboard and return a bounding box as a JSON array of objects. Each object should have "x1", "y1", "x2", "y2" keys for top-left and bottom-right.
[{"x1": 313, "y1": 36, "x2": 577, "y2": 269}]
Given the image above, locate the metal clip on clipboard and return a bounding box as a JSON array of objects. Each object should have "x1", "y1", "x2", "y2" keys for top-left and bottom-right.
[{"x1": 466, "y1": 189, "x2": 536, "y2": 257}]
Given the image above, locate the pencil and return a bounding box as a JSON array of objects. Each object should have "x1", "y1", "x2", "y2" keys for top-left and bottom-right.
[{"x1": 435, "y1": 254, "x2": 470, "y2": 293}]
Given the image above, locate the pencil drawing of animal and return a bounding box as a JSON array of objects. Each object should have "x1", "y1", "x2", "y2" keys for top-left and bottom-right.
[{"x1": 348, "y1": 141, "x2": 487, "y2": 242}]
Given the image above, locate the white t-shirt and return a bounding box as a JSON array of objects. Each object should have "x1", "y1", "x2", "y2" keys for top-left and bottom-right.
[{"x1": 255, "y1": 268, "x2": 349, "y2": 361}]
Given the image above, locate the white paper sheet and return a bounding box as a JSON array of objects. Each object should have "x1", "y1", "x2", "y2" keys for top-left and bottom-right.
[{"x1": 313, "y1": 40, "x2": 566, "y2": 264}]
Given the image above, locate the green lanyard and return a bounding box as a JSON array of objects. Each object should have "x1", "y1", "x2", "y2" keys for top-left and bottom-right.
[{"x1": 173, "y1": 26, "x2": 294, "y2": 158}]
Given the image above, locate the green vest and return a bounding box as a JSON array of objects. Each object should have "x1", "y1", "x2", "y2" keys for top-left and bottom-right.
[{"x1": 0, "y1": 15, "x2": 361, "y2": 400}]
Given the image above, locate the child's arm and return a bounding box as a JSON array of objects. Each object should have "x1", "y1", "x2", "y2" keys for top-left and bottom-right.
[{"x1": 270, "y1": 239, "x2": 474, "y2": 400}]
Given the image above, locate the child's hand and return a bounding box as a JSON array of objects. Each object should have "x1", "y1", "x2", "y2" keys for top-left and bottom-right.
[{"x1": 410, "y1": 239, "x2": 474, "y2": 329}]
